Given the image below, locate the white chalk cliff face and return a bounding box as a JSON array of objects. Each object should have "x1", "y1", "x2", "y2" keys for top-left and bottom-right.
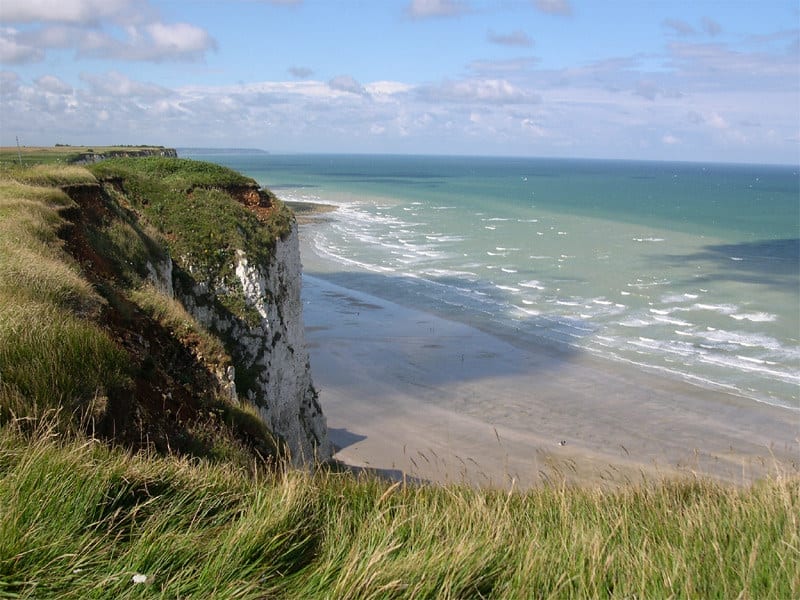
[{"x1": 169, "y1": 224, "x2": 332, "y2": 465}]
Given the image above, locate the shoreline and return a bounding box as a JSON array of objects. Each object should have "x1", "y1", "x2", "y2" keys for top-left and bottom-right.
[{"x1": 295, "y1": 215, "x2": 799, "y2": 488}]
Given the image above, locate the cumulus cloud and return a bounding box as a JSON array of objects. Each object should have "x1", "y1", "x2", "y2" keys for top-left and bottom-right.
[
  {"x1": 418, "y1": 78, "x2": 539, "y2": 104},
  {"x1": 328, "y1": 74, "x2": 369, "y2": 96},
  {"x1": 145, "y1": 22, "x2": 213, "y2": 55},
  {"x1": 0, "y1": 28, "x2": 44, "y2": 64},
  {"x1": 407, "y1": 0, "x2": 470, "y2": 19},
  {"x1": 80, "y1": 70, "x2": 170, "y2": 98},
  {"x1": 0, "y1": 0, "x2": 216, "y2": 63},
  {"x1": 533, "y1": 0, "x2": 572, "y2": 16},
  {"x1": 0, "y1": 70, "x2": 21, "y2": 92},
  {"x1": 35, "y1": 74, "x2": 72, "y2": 94},
  {"x1": 487, "y1": 30, "x2": 533, "y2": 47},
  {"x1": 0, "y1": 0, "x2": 135, "y2": 24}
]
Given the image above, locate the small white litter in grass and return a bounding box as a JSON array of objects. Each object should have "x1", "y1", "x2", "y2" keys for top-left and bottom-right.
[
  {"x1": 72, "y1": 568, "x2": 84, "y2": 574},
  {"x1": 132, "y1": 573, "x2": 148, "y2": 584}
]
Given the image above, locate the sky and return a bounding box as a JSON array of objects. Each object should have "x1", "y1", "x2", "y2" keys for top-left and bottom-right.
[{"x1": 0, "y1": 0, "x2": 798, "y2": 164}]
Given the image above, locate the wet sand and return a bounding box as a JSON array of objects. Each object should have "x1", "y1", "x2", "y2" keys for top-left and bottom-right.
[{"x1": 298, "y1": 233, "x2": 799, "y2": 488}]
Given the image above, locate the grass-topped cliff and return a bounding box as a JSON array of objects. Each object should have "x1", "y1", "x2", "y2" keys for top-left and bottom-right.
[
  {"x1": 0, "y1": 155, "x2": 294, "y2": 464},
  {"x1": 0, "y1": 150, "x2": 797, "y2": 599}
]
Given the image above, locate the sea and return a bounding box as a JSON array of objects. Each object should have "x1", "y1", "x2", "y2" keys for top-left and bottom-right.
[{"x1": 181, "y1": 152, "x2": 800, "y2": 410}]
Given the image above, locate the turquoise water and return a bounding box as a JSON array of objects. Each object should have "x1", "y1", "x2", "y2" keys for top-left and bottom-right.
[{"x1": 184, "y1": 153, "x2": 800, "y2": 409}]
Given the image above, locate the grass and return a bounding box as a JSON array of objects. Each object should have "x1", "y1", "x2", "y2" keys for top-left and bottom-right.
[
  {"x1": 0, "y1": 146, "x2": 171, "y2": 167},
  {"x1": 0, "y1": 420, "x2": 797, "y2": 599},
  {"x1": 0, "y1": 174, "x2": 128, "y2": 424}
]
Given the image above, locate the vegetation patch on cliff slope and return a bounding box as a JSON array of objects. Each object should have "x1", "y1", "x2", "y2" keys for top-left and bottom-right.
[
  {"x1": 0, "y1": 157, "x2": 281, "y2": 464},
  {"x1": 90, "y1": 157, "x2": 292, "y2": 297}
]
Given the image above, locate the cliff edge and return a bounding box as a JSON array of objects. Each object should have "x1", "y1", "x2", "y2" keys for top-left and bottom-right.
[{"x1": 0, "y1": 156, "x2": 331, "y2": 465}]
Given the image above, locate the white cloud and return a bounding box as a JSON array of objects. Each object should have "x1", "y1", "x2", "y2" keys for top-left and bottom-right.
[
  {"x1": 80, "y1": 70, "x2": 170, "y2": 98},
  {"x1": 0, "y1": 0, "x2": 134, "y2": 24},
  {"x1": 328, "y1": 75, "x2": 369, "y2": 96},
  {"x1": 662, "y1": 133, "x2": 680, "y2": 145},
  {"x1": 0, "y1": 28, "x2": 44, "y2": 64},
  {"x1": 145, "y1": 22, "x2": 213, "y2": 55},
  {"x1": 418, "y1": 78, "x2": 539, "y2": 104},
  {"x1": 35, "y1": 74, "x2": 72, "y2": 94},
  {"x1": 407, "y1": 0, "x2": 470, "y2": 19},
  {"x1": 533, "y1": 0, "x2": 572, "y2": 17},
  {"x1": 487, "y1": 30, "x2": 533, "y2": 48},
  {"x1": 0, "y1": 1, "x2": 216, "y2": 63}
]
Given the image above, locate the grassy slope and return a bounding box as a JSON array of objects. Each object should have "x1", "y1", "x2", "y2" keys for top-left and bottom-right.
[
  {"x1": 0, "y1": 146, "x2": 172, "y2": 166},
  {"x1": 0, "y1": 158, "x2": 282, "y2": 462},
  {"x1": 0, "y1": 153, "x2": 797, "y2": 598},
  {"x1": 0, "y1": 422, "x2": 797, "y2": 599}
]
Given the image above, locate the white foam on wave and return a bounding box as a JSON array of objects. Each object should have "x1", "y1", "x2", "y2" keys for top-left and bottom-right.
[
  {"x1": 620, "y1": 318, "x2": 653, "y2": 328},
  {"x1": 632, "y1": 237, "x2": 665, "y2": 242},
  {"x1": 496, "y1": 284, "x2": 521, "y2": 293},
  {"x1": 652, "y1": 315, "x2": 694, "y2": 327},
  {"x1": 731, "y1": 312, "x2": 777, "y2": 323},
  {"x1": 501, "y1": 267, "x2": 518, "y2": 273},
  {"x1": 692, "y1": 303, "x2": 739, "y2": 316},
  {"x1": 698, "y1": 354, "x2": 800, "y2": 384},
  {"x1": 556, "y1": 300, "x2": 581, "y2": 307},
  {"x1": 425, "y1": 234, "x2": 465, "y2": 243},
  {"x1": 661, "y1": 293, "x2": 700, "y2": 303},
  {"x1": 693, "y1": 328, "x2": 784, "y2": 352},
  {"x1": 420, "y1": 268, "x2": 478, "y2": 281},
  {"x1": 519, "y1": 280, "x2": 546, "y2": 290}
]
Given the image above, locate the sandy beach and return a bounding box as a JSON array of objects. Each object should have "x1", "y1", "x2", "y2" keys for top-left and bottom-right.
[{"x1": 296, "y1": 216, "x2": 799, "y2": 488}]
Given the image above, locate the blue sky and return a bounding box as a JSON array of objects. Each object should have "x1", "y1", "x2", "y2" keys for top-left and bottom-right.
[{"x1": 1, "y1": 0, "x2": 798, "y2": 164}]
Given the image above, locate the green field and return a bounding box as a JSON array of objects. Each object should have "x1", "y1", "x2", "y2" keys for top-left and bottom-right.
[{"x1": 0, "y1": 145, "x2": 172, "y2": 166}]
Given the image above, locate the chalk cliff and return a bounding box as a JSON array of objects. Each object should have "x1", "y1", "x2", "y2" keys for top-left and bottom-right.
[
  {"x1": 56, "y1": 156, "x2": 331, "y2": 464},
  {"x1": 174, "y1": 223, "x2": 330, "y2": 464}
]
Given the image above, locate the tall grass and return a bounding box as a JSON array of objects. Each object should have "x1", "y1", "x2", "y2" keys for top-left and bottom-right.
[
  {"x1": 0, "y1": 421, "x2": 797, "y2": 599},
  {"x1": 0, "y1": 176, "x2": 127, "y2": 423}
]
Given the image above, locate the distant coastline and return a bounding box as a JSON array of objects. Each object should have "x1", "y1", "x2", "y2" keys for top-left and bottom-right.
[{"x1": 178, "y1": 147, "x2": 270, "y2": 156}]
